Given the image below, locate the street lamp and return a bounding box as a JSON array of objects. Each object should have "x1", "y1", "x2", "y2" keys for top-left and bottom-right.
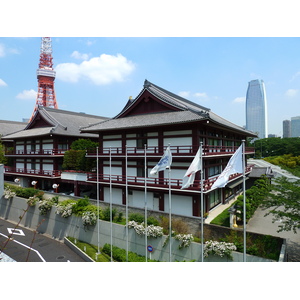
[
  {"x1": 52, "y1": 183, "x2": 59, "y2": 193},
  {"x1": 31, "y1": 180, "x2": 38, "y2": 189}
]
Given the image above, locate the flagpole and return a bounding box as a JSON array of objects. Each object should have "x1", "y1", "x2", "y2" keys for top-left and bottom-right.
[
  {"x1": 125, "y1": 144, "x2": 129, "y2": 262},
  {"x1": 200, "y1": 142, "x2": 204, "y2": 262},
  {"x1": 96, "y1": 146, "x2": 100, "y2": 255},
  {"x1": 109, "y1": 146, "x2": 113, "y2": 262},
  {"x1": 242, "y1": 140, "x2": 246, "y2": 262},
  {"x1": 144, "y1": 143, "x2": 148, "y2": 262},
  {"x1": 168, "y1": 143, "x2": 172, "y2": 262}
]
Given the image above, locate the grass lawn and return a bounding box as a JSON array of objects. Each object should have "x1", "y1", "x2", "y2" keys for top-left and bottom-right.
[
  {"x1": 210, "y1": 200, "x2": 237, "y2": 227},
  {"x1": 67, "y1": 237, "x2": 111, "y2": 262}
]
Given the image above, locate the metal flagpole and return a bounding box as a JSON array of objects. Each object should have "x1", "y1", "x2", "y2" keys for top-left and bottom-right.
[
  {"x1": 168, "y1": 144, "x2": 172, "y2": 262},
  {"x1": 144, "y1": 144, "x2": 148, "y2": 262},
  {"x1": 96, "y1": 147, "x2": 100, "y2": 256},
  {"x1": 200, "y1": 142, "x2": 204, "y2": 262},
  {"x1": 109, "y1": 146, "x2": 113, "y2": 262},
  {"x1": 242, "y1": 140, "x2": 246, "y2": 262},
  {"x1": 125, "y1": 144, "x2": 129, "y2": 262}
]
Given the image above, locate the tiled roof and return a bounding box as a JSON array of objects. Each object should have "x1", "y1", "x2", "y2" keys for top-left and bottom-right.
[
  {"x1": 0, "y1": 120, "x2": 27, "y2": 137},
  {"x1": 83, "y1": 110, "x2": 206, "y2": 132},
  {"x1": 2, "y1": 106, "x2": 109, "y2": 140},
  {"x1": 82, "y1": 80, "x2": 256, "y2": 137}
]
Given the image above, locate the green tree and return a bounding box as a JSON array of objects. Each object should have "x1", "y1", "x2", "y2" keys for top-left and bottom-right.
[
  {"x1": 62, "y1": 139, "x2": 98, "y2": 172},
  {"x1": 0, "y1": 140, "x2": 7, "y2": 164},
  {"x1": 262, "y1": 176, "x2": 300, "y2": 233}
]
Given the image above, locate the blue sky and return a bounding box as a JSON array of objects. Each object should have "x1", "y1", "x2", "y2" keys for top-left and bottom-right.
[
  {"x1": 1, "y1": 1, "x2": 300, "y2": 138},
  {"x1": 1, "y1": 37, "x2": 300, "y2": 137}
]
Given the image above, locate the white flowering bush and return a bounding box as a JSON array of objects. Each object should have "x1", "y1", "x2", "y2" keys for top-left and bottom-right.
[
  {"x1": 203, "y1": 240, "x2": 237, "y2": 259},
  {"x1": 174, "y1": 233, "x2": 194, "y2": 249},
  {"x1": 38, "y1": 199, "x2": 54, "y2": 215},
  {"x1": 128, "y1": 221, "x2": 163, "y2": 238},
  {"x1": 4, "y1": 187, "x2": 16, "y2": 200},
  {"x1": 82, "y1": 211, "x2": 97, "y2": 226},
  {"x1": 56, "y1": 202, "x2": 75, "y2": 218},
  {"x1": 27, "y1": 196, "x2": 39, "y2": 207}
]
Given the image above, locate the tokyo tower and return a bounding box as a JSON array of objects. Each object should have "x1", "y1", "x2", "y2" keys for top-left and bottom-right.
[{"x1": 30, "y1": 37, "x2": 58, "y2": 120}]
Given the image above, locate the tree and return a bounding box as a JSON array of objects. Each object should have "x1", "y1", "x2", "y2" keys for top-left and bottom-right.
[
  {"x1": 262, "y1": 176, "x2": 300, "y2": 233},
  {"x1": 62, "y1": 139, "x2": 98, "y2": 172},
  {"x1": 0, "y1": 139, "x2": 7, "y2": 165}
]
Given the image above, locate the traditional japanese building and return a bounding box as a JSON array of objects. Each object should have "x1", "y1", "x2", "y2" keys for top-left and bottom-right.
[
  {"x1": 82, "y1": 80, "x2": 256, "y2": 217},
  {"x1": 2, "y1": 106, "x2": 108, "y2": 194}
]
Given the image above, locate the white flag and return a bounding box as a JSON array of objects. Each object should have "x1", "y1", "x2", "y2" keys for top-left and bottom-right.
[
  {"x1": 211, "y1": 144, "x2": 243, "y2": 189},
  {"x1": 181, "y1": 147, "x2": 202, "y2": 189},
  {"x1": 150, "y1": 146, "x2": 172, "y2": 176}
]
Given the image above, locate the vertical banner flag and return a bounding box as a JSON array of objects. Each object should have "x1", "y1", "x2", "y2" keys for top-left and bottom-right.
[
  {"x1": 181, "y1": 146, "x2": 202, "y2": 189},
  {"x1": 150, "y1": 145, "x2": 172, "y2": 175},
  {"x1": 211, "y1": 144, "x2": 243, "y2": 189}
]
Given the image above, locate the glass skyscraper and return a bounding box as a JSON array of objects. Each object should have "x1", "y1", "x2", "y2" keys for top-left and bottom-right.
[
  {"x1": 246, "y1": 79, "x2": 268, "y2": 139},
  {"x1": 291, "y1": 116, "x2": 300, "y2": 137}
]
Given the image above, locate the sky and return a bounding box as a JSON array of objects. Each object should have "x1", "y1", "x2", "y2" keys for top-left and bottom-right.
[
  {"x1": 1, "y1": 1, "x2": 300, "y2": 139},
  {"x1": 1, "y1": 36, "x2": 300, "y2": 137}
]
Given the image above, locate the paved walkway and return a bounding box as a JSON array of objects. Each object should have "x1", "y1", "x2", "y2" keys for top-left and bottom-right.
[{"x1": 206, "y1": 159, "x2": 300, "y2": 262}]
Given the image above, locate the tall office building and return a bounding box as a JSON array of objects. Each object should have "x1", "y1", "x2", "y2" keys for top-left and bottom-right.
[
  {"x1": 283, "y1": 120, "x2": 291, "y2": 138},
  {"x1": 291, "y1": 116, "x2": 300, "y2": 137},
  {"x1": 246, "y1": 79, "x2": 268, "y2": 139}
]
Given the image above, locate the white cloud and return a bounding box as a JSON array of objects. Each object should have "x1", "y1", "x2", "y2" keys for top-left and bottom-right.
[
  {"x1": 56, "y1": 53, "x2": 135, "y2": 85},
  {"x1": 16, "y1": 89, "x2": 37, "y2": 100},
  {"x1": 178, "y1": 91, "x2": 190, "y2": 98},
  {"x1": 178, "y1": 91, "x2": 209, "y2": 101},
  {"x1": 233, "y1": 96, "x2": 246, "y2": 103},
  {"x1": 0, "y1": 78, "x2": 7, "y2": 86},
  {"x1": 71, "y1": 51, "x2": 90, "y2": 60},
  {"x1": 194, "y1": 92, "x2": 208, "y2": 99},
  {"x1": 0, "y1": 43, "x2": 19, "y2": 57},
  {"x1": 290, "y1": 72, "x2": 300, "y2": 82},
  {"x1": 285, "y1": 89, "x2": 298, "y2": 97}
]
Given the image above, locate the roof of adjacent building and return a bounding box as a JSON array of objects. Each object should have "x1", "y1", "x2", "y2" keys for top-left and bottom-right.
[
  {"x1": 1, "y1": 106, "x2": 109, "y2": 140},
  {"x1": 0, "y1": 120, "x2": 27, "y2": 137},
  {"x1": 82, "y1": 79, "x2": 257, "y2": 137},
  {"x1": 249, "y1": 166, "x2": 274, "y2": 178}
]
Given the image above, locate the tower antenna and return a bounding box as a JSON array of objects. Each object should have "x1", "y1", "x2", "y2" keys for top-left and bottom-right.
[{"x1": 30, "y1": 37, "x2": 58, "y2": 120}]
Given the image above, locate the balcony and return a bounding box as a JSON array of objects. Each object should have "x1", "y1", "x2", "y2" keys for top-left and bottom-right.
[
  {"x1": 5, "y1": 148, "x2": 68, "y2": 157},
  {"x1": 86, "y1": 145, "x2": 255, "y2": 158},
  {"x1": 86, "y1": 165, "x2": 253, "y2": 192},
  {"x1": 4, "y1": 166, "x2": 62, "y2": 178}
]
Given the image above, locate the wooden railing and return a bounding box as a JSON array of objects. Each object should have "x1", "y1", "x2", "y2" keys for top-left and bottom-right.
[
  {"x1": 5, "y1": 149, "x2": 68, "y2": 156},
  {"x1": 86, "y1": 145, "x2": 255, "y2": 157},
  {"x1": 4, "y1": 166, "x2": 62, "y2": 178},
  {"x1": 86, "y1": 165, "x2": 253, "y2": 192}
]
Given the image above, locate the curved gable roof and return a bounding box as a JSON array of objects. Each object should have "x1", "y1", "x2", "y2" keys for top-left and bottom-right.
[{"x1": 82, "y1": 80, "x2": 256, "y2": 137}]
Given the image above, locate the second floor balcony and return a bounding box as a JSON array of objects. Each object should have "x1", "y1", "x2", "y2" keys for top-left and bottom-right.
[
  {"x1": 5, "y1": 148, "x2": 68, "y2": 157},
  {"x1": 86, "y1": 145, "x2": 255, "y2": 158},
  {"x1": 86, "y1": 165, "x2": 253, "y2": 192},
  {"x1": 4, "y1": 166, "x2": 62, "y2": 178}
]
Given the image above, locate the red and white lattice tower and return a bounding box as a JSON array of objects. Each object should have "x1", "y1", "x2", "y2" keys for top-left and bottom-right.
[{"x1": 30, "y1": 37, "x2": 58, "y2": 120}]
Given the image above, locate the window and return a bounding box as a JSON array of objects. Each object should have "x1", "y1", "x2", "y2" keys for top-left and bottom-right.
[
  {"x1": 209, "y1": 189, "x2": 221, "y2": 209},
  {"x1": 137, "y1": 133, "x2": 147, "y2": 149}
]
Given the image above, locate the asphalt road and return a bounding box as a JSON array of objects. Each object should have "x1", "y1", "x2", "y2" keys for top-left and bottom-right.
[{"x1": 0, "y1": 218, "x2": 86, "y2": 262}]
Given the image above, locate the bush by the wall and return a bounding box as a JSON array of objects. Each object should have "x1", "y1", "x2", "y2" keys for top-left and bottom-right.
[{"x1": 102, "y1": 243, "x2": 158, "y2": 262}]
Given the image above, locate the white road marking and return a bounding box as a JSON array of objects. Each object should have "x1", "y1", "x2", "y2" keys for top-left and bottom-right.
[
  {"x1": 7, "y1": 228, "x2": 25, "y2": 236},
  {"x1": 0, "y1": 232, "x2": 46, "y2": 262}
]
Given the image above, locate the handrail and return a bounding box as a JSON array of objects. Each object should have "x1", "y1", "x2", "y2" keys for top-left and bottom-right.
[
  {"x1": 86, "y1": 165, "x2": 253, "y2": 191},
  {"x1": 86, "y1": 145, "x2": 255, "y2": 156},
  {"x1": 5, "y1": 148, "x2": 68, "y2": 156},
  {"x1": 4, "y1": 166, "x2": 62, "y2": 177}
]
